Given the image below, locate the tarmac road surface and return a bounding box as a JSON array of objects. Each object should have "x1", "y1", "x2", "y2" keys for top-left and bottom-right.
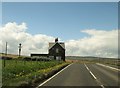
[{"x1": 37, "y1": 63, "x2": 119, "y2": 87}]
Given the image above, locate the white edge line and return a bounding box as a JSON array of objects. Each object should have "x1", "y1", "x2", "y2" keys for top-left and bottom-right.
[
  {"x1": 96, "y1": 63, "x2": 120, "y2": 71},
  {"x1": 36, "y1": 63, "x2": 73, "y2": 88}
]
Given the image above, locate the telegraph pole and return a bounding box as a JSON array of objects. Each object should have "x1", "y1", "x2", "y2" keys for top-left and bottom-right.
[
  {"x1": 5, "y1": 42, "x2": 7, "y2": 55},
  {"x1": 4, "y1": 42, "x2": 7, "y2": 67}
]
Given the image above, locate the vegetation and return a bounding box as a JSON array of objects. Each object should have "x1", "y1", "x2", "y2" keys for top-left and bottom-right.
[
  {"x1": 98, "y1": 59, "x2": 120, "y2": 67},
  {"x1": 0, "y1": 53, "x2": 21, "y2": 59},
  {"x1": 2, "y1": 59, "x2": 68, "y2": 87},
  {"x1": 66, "y1": 56, "x2": 120, "y2": 67},
  {"x1": 0, "y1": 60, "x2": 2, "y2": 88}
]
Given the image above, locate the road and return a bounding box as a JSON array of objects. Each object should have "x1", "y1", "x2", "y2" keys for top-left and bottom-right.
[{"x1": 37, "y1": 63, "x2": 119, "y2": 87}]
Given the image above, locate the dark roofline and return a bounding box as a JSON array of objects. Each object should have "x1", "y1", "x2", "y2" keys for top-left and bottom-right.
[
  {"x1": 49, "y1": 42, "x2": 65, "y2": 49},
  {"x1": 49, "y1": 42, "x2": 65, "y2": 50}
]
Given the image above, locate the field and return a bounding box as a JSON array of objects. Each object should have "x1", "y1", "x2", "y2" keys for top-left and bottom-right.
[
  {"x1": 2, "y1": 59, "x2": 68, "y2": 87},
  {"x1": 66, "y1": 56, "x2": 120, "y2": 67}
]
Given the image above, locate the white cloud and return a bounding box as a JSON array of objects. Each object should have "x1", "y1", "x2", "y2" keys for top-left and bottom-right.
[
  {"x1": 66, "y1": 29, "x2": 118, "y2": 58},
  {"x1": 0, "y1": 22, "x2": 55, "y2": 56},
  {"x1": 0, "y1": 22, "x2": 118, "y2": 58}
]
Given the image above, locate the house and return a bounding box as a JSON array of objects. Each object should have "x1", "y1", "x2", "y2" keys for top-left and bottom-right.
[
  {"x1": 49, "y1": 38, "x2": 65, "y2": 61},
  {"x1": 31, "y1": 38, "x2": 65, "y2": 61}
]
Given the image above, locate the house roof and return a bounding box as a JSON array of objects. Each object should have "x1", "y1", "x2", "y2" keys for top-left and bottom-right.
[{"x1": 49, "y1": 42, "x2": 65, "y2": 50}]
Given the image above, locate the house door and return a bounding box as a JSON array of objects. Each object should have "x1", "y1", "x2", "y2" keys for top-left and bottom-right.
[{"x1": 56, "y1": 56, "x2": 61, "y2": 61}]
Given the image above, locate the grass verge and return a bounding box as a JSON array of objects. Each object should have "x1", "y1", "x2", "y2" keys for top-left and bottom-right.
[{"x1": 2, "y1": 60, "x2": 69, "y2": 87}]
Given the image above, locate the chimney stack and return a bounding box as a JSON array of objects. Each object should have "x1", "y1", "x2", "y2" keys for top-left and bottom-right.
[{"x1": 55, "y1": 38, "x2": 58, "y2": 43}]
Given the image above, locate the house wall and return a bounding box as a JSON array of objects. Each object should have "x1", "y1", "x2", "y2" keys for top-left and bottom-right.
[{"x1": 49, "y1": 43, "x2": 65, "y2": 61}]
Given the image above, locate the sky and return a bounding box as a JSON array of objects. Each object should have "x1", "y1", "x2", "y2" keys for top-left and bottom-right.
[
  {"x1": 2, "y1": 2, "x2": 118, "y2": 40},
  {"x1": 0, "y1": 2, "x2": 119, "y2": 58},
  {"x1": 2, "y1": 0, "x2": 120, "y2": 2}
]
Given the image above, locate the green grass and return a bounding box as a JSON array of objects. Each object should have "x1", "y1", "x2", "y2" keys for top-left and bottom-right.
[
  {"x1": 2, "y1": 60, "x2": 67, "y2": 86},
  {"x1": 0, "y1": 60, "x2": 2, "y2": 88}
]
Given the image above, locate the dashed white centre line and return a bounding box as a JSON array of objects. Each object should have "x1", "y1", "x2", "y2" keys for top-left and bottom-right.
[
  {"x1": 84, "y1": 64, "x2": 105, "y2": 88},
  {"x1": 89, "y1": 71, "x2": 97, "y2": 80},
  {"x1": 84, "y1": 64, "x2": 97, "y2": 79},
  {"x1": 101, "y1": 84, "x2": 105, "y2": 88}
]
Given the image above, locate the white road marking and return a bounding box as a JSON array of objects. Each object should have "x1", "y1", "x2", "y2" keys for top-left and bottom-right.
[
  {"x1": 84, "y1": 64, "x2": 97, "y2": 79},
  {"x1": 101, "y1": 84, "x2": 105, "y2": 88},
  {"x1": 36, "y1": 63, "x2": 73, "y2": 88},
  {"x1": 84, "y1": 64, "x2": 105, "y2": 88},
  {"x1": 89, "y1": 71, "x2": 97, "y2": 80},
  {"x1": 96, "y1": 63, "x2": 120, "y2": 71}
]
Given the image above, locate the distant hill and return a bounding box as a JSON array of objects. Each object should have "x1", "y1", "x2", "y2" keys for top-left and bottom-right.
[
  {"x1": 0, "y1": 53, "x2": 119, "y2": 60},
  {"x1": 0, "y1": 53, "x2": 28, "y2": 59},
  {"x1": 66, "y1": 56, "x2": 119, "y2": 60}
]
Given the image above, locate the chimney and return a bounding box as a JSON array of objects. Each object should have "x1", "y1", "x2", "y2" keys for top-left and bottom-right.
[{"x1": 55, "y1": 38, "x2": 58, "y2": 43}]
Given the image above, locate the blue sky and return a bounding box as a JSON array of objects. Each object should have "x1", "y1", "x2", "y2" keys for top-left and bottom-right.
[
  {"x1": 2, "y1": 0, "x2": 120, "y2": 2},
  {"x1": 2, "y1": 2, "x2": 118, "y2": 41}
]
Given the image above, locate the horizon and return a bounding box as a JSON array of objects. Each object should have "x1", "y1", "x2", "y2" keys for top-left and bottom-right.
[{"x1": 0, "y1": 53, "x2": 119, "y2": 59}]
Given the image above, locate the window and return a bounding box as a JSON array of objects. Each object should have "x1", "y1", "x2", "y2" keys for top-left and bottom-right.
[{"x1": 56, "y1": 48, "x2": 59, "y2": 53}]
